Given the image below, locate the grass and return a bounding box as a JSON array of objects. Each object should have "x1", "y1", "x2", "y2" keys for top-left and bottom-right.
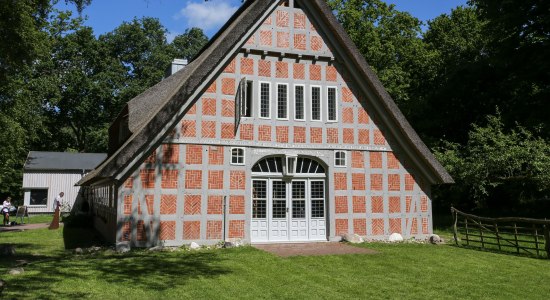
[
  {"x1": 25, "y1": 214, "x2": 54, "y2": 224},
  {"x1": 1, "y1": 228, "x2": 550, "y2": 299}
]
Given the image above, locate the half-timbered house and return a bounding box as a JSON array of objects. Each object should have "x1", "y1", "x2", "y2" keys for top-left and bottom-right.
[{"x1": 79, "y1": 0, "x2": 453, "y2": 246}]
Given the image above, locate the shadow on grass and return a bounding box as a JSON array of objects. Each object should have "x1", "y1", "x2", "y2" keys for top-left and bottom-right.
[
  {"x1": 62, "y1": 226, "x2": 106, "y2": 250},
  {"x1": 3, "y1": 250, "x2": 231, "y2": 299},
  {"x1": 448, "y1": 242, "x2": 549, "y2": 260}
]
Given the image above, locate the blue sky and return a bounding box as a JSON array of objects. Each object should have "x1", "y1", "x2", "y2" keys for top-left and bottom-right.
[{"x1": 56, "y1": 0, "x2": 469, "y2": 40}]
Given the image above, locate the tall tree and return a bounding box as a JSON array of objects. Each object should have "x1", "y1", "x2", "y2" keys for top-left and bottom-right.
[
  {"x1": 468, "y1": 0, "x2": 550, "y2": 134},
  {"x1": 171, "y1": 28, "x2": 209, "y2": 61},
  {"x1": 327, "y1": 0, "x2": 430, "y2": 111},
  {"x1": 100, "y1": 17, "x2": 175, "y2": 102},
  {"x1": 414, "y1": 6, "x2": 491, "y2": 144}
]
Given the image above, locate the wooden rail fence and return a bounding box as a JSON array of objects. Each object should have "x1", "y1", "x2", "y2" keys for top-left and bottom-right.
[{"x1": 451, "y1": 207, "x2": 550, "y2": 258}]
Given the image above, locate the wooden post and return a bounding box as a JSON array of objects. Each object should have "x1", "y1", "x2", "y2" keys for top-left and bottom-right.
[
  {"x1": 533, "y1": 224, "x2": 540, "y2": 257},
  {"x1": 465, "y1": 218, "x2": 470, "y2": 246},
  {"x1": 495, "y1": 223, "x2": 501, "y2": 251},
  {"x1": 452, "y1": 207, "x2": 459, "y2": 246},
  {"x1": 479, "y1": 220, "x2": 485, "y2": 249},
  {"x1": 544, "y1": 225, "x2": 550, "y2": 259},
  {"x1": 513, "y1": 223, "x2": 520, "y2": 254}
]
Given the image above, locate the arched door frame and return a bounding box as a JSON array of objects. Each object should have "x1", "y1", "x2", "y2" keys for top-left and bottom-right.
[{"x1": 250, "y1": 155, "x2": 328, "y2": 242}]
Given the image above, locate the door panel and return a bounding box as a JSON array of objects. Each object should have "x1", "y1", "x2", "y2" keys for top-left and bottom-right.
[
  {"x1": 309, "y1": 180, "x2": 326, "y2": 240},
  {"x1": 251, "y1": 178, "x2": 327, "y2": 242},
  {"x1": 251, "y1": 180, "x2": 268, "y2": 242},
  {"x1": 290, "y1": 181, "x2": 308, "y2": 240},
  {"x1": 269, "y1": 180, "x2": 288, "y2": 241}
]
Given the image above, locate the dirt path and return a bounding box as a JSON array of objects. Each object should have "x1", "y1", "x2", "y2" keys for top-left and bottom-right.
[
  {"x1": 254, "y1": 242, "x2": 377, "y2": 257},
  {"x1": 0, "y1": 223, "x2": 52, "y2": 233}
]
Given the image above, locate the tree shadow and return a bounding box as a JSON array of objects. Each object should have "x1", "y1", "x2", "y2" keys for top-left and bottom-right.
[
  {"x1": 3, "y1": 250, "x2": 231, "y2": 298},
  {"x1": 62, "y1": 225, "x2": 106, "y2": 250}
]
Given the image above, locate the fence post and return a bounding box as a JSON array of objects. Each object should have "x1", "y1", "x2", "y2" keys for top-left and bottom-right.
[
  {"x1": 544, "y1": 224, "x2": 550, "y2": 259},
  {"x1": 513, "y1": 223, "x2": 520, "y2": 254},
  {"x1": 452, "y1": 207, "x2": 459, "y2": 246},
  {"x1": 465, "y1": 218, "x2": 470, "y2": 246},
  {"x1": 495, "y1": 223, "x2": 501, "y2": 251},
  {"x1": 533, "y1": 224, "x2": 540, "y2": 257}
]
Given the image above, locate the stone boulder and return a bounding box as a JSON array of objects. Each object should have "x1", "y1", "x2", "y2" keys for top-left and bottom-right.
[
  {"x1": 388, "y1": 233, "x2": 404, "y2": 242},
  {"x1": 116, "y1": 242, "x2": 131, "y2": 253},
  {"x1": 189, "y1": 242, "x2": 201, "y2": 250},
  {"x1": 8, "y1": 268, "x2": 23, "y2": 276},
  {"x1": 148, "y1": 246, "x2": 164, "y2": 252},
  {"x1": 342, "y1": 234, "x2": 364, "y2": 244},
  {"x1": 429, "y1": 234, "x2": 444, "y2": 244}
]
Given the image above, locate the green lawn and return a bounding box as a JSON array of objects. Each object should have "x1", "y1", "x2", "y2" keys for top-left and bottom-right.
[{"x1": 1, "y1": 228, "x2": 549, "y2": 299}]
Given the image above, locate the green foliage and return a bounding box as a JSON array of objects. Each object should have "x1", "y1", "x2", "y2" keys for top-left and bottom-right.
[
  {"x1": 172, "y1": 28, "x2": 209, "y2": 60},
  {"x1": 327, "y1": 0, "x2": 429, "y2": 109},
  {"x1": 434, "y1": 114, "x2": 550, "y2": 211},
  {"x1": 0, "y1": 2, "x2": 208, "y2": 199}
]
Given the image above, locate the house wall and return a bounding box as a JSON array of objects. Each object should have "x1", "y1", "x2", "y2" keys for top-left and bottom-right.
[
  {"x1": 115, "y1": 2, "x2": 433, "y2": 246},
  {"x1": 22, "y1": 171, "x2": 85, "y2": 214},
  {"x1": 87, "y1": 184, "x2": 117, "y2": 243}
]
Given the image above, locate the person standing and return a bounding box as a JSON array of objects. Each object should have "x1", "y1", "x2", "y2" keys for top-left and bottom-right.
[
  {"x1": 49, "y1": 192, "x2": 64, "y2": 230},
  {"x1": 2, "y1": 197, "x2": 12, "y2": 226},
  {"x1": 52, "y1": 192, "x2": 64, "y2": 211}
]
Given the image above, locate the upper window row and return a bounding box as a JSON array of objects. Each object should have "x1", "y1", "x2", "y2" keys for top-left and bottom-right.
[{"x1": 239, "y1": 81, "x2": 338, "y2": 122}]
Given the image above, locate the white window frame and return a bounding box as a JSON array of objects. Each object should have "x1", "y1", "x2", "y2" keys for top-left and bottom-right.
[
  {"x1": 334, "y1": 151, "x2": 347, "y2": 168},
  {"x1": 327, "y1": 86, "x2": 338, "y2": 122},
  {"x1": 230, "y1": 147, "x2": 246, "y2": 165},
  {"x1": 310, "y1": 85, "x2": 322, "y2": 122},
  {"x1": 258, "y1": 81, "x2": 271, "y2": 119},
  {"x1": 276, "y1": 83, "x2": 290, "y2": 120},
  {"x1": 294, "y1": 84, "x2": 306, "y2": 121},
  {"x1": 25, "y1": 188, "x2": 49, "y2": 207},
  {"x1": 284, "y1": 154, "x2": 298, "y2": 176}
]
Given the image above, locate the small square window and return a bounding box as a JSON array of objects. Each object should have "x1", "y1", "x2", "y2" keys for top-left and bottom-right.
[
  {"x1": 334, "y1": 151, "x2": 347, "y2": 167},
  {"x1": 231, "y1": 148, "x2": 245, "y2": 165}
]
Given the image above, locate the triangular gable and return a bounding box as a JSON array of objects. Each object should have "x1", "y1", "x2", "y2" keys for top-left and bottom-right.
[{"x1": 80, "y1": 0, "x2": 452, "y2": 186}]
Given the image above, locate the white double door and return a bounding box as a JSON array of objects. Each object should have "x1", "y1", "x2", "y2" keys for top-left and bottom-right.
[{"x1": 251, "y1": 178, "x2": 326, "y2": 242}]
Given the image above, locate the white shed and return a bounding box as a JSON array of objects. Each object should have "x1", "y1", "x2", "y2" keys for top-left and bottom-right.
[{"x1": 22, "y1": 151, "x2": 107, "y2": 214}]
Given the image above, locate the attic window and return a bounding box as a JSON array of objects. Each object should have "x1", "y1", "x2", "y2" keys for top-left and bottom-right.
[{"x1": 243, "y1": 80, "x2": 253, "y2": 117}]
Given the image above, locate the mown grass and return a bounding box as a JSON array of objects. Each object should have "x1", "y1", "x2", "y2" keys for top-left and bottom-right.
[{"x1": 1, "y1": 228, "x2": 549, "y2": 299}]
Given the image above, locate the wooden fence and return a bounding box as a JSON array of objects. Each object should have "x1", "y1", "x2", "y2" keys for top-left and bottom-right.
[{"x1": 451, "y1": 207, "x2": 550, "y2": 258}]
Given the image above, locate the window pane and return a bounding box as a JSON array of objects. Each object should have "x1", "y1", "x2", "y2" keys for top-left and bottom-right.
[
  {"x1": 311, "y1": 181, "x2": 325, "y2": 218},
  {"x1": 30, "y1": 189, "x2": 48, "y2": 206},
  {"x1": 311, "y1": 200, "x2": 325, "y2": 218},
  {"x1": 292, "y1": 181, "x2": 306, "y2": 219},
  {"x1": 252, "y1": 181, "x2": 267, "y2": 219},
  {"x1": 328, "y1": 87, "x2": 337, "y2": 121},
  {"x1": 311, "y1": 181, "x2": 324, "y2": 199},
  {"x1": 244, "y1": 81, "x2": 253, "y2": 117},
  {"x1": 311, "y1": 87, "x2": 321, "y2": 120},
  {"x1": 232, "y1": 148, "x2": 244, "y2": 165},
  {"x1": 295, "y1": 85, "x2": 304, "y2": 120},
  {"x1": 335, "y1": 151, "x2": 346, "y2": 166},
  {"x1": 277, "y1": 84, "x2": 288, "y2": 119},
  {"x1": 272, "y1": 181, "x2": 286, "y2": 218},
  {"x1": 260, "y1": 83, "x2": 270, "y2": 118}
]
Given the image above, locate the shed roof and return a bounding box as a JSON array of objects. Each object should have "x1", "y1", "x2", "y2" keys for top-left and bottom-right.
[
  {"x1": 24, "y1": 151, "x2": 107, "y2": 171},
  {"x1": 79, "y1": 0, "x2": 453, "y2": 186}
]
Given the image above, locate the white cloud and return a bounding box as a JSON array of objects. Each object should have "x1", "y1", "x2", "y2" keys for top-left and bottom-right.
[{"x1": 174, "y1": 0, "x2": 239, "y2": 31}]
